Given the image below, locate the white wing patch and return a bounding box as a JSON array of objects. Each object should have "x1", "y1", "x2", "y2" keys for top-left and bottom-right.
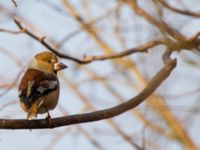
[{"x1": 36, "y1": 81, "x2": 57, "y2": 94}]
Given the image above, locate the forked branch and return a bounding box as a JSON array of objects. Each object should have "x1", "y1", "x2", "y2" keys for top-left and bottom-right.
[{"x1": 0, "y1": 53, "x2": 176, "y2": 129}]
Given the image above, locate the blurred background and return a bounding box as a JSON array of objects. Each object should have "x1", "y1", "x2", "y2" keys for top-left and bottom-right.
[{"x1": 0, "y1": 0, "x2": 200, "y2": 149}]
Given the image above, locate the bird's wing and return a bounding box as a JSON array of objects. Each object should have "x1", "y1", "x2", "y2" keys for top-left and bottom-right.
[{"x1": 19, "y1": 69, "x2": 58, "y2": 108}]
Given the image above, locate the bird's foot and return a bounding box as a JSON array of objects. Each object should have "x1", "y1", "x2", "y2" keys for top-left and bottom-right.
[{"x1": 45, "y1": 111, "x2": 52, "y2": 126}]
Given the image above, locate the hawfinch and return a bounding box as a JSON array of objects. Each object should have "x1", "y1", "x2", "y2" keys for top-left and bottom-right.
[{"x1": 18, "y1": 51, "x2": 67, "y2": 120}]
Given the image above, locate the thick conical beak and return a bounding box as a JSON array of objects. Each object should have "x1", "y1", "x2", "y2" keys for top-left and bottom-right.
[{"x1": 54, "y1": 62, "x2": 67, "y2": 71}]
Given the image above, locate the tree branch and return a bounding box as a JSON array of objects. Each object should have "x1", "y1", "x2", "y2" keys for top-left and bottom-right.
[
  {"x1": 0, "y1": 56, "x2": 176, "y2": 129},
  {"x1": 125, "y1": 0, "x2": 185, "y2": 41},
  {"x1": 0, "y1": 28, "x2": 23, "y2": 34},
  {"x1": 158, "y1": 0, "x2": 200, "y2": 18},
  {"x1": 13, "y1": 18, "x2": 166, "y2": 64},
  {"x1": 11, "y1": 0, "x2": 17, "y2": 7}
]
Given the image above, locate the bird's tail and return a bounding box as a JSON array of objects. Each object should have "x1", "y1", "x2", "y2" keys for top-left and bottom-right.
[
  {"x1": 27, "y1": 112, "x2": 37, "y2": 120},
  {"x1": 27, "y1": 104, "x2": 37, "y2": 120}
]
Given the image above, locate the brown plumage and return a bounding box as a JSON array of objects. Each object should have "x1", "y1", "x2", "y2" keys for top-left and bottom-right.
[{"x1": 18, "y1": 52, "x2": 67, "y2": 120}]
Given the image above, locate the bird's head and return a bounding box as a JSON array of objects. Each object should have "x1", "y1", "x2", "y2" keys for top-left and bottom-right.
[{"x1": 29, "y1": 51, "x2": 67, "y2": 74}]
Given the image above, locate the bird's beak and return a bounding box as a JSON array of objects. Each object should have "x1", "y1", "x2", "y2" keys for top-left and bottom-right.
[{"x1": 54, "y1": 62, "x2": 67, "y2": 71}]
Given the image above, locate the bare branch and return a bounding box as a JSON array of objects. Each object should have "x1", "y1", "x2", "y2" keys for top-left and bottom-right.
[
  {"x1": 125, "y1": 0, "x2": 185, "y2": 41},
  {"x1": 0, "y1": 56, "x2": 176, "y2": 129},
  {"x1": 0, "y1": 70, "x2": 23, "y2": 98},
  {"x1": 0, "y1": 28, "x2": 23, "y2": 34},
  {"x1": 158, "y1": 0, "x2": 200, "y2": 18},
  {"x1": 13, "y1": 18, "x2": 166, "y2": 64},
  {"x1": 11, "y1": 0, "x2": 17, "y2": 7}
]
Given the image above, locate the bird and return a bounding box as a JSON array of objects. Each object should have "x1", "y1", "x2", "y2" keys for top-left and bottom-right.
[{"x1": 18, "y1": 51, "x2": 67, "y2": 120}]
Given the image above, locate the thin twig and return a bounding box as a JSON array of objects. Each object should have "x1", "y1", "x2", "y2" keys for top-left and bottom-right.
[
  {"x1": 13, "y1": 18, "x2": 166, "y2": 64},
  {"x1": 11, "y1": 0, "x2": 17, "y2": 7},
  {"x1": 0, "y1": 70, "x2": 23, "y2": 98},
  {"x1": 158, "y1": 0, "x2": 200, "y2": 18},
  {"x1": 125, "y1": 0, "x2": 185, "y2": 41},
  {"x1": 0, "y1": 28, "x2": 23, "y2": 34}
]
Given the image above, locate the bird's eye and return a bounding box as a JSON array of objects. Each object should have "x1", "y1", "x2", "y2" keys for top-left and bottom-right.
[
  {"x1": 51, "y1": 59, "x2": 56, "y2": 63},
  {"x1": 47, "y1": 59, "x2": 56, "y2": 64}
]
